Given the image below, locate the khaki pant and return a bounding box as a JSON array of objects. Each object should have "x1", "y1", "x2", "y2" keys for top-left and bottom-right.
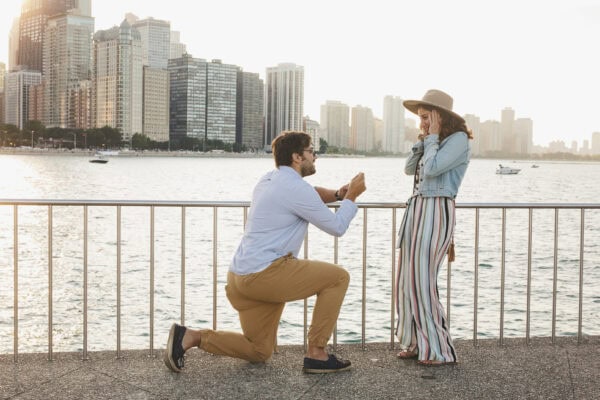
[{"x1": 198, "y1": 254, "x2": 350, "y2": 362}]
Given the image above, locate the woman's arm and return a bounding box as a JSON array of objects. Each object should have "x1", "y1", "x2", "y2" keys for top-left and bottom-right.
[
  {"x1": 421, "y1": 132, "x2": 469, "y2": 177},
  {"x1": 404, "y1": 141, "x2": 424, "y2": 175}
]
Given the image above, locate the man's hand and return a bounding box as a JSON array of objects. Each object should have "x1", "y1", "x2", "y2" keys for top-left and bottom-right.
[
  {"x1": 337, "y1": 184, "x2": 349, "y2": 199},
  {"x1": 344, "y1": 173, "x2": 366, "y2": 202}
]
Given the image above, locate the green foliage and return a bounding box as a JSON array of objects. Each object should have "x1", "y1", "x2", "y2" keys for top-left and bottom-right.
[{"x1": 318, "y1": 138, "x2": 328, "y2": 153}]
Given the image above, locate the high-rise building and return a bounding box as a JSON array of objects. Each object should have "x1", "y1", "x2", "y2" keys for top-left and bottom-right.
[
  {"x1": 236, "y1": 71, "x2": 264, "y2": 150},
  {"x1": 480, "y1": 120, "x2": 501, "y2": 155},
  {"x1": 28, "y1": 82, "x2": 44, "y2": 122},
  {"x1": 93, "y1": 20, "x2": 143, "y2": 142},
  {"x1": 501, "y1": 107, "x2": 515, "y2": 153},
  {"x1": 303, "y1": 116, "x2": 319, "y2": 149},
  {"x1": 350, "y1": 105, "x2": 374, "y2": 152},
  {"x1": 43, "y1": 13, "x2": 94, "y2": 128},
  {"x1": 514, "y1": 118, "x2": 533, "y2": 154},
  {"x1": 143, "y1": 67, "x2": 170, "y2": 142},
  {"x1": 70, "y1": 80, "x2": 92, "y2": 130},
  {"x1": 206, "y1": 60, "x2": 238, "y2": 143},
  {"x1": 264, "y1": 63, "x2": 304, "y2": 147},
  {"x1": 592, "y1": 132, "x2": 600, "y2": 155},
  {"x1": 9, "y1": 18, "x2": 20, "y2": 72},
  {"x1": 382, "y1": 95, "x2": 405, "y2": 153},
  {"x1": 463, "y1": 114, "x2": 481, "y2": 156},
  {"x1": 319, "y1": 100, "x2": 349, "y2": 149},
  {"x1": 168, "y1": 54, "x2": 206, "y2": 139},
  {"x1": 130, "y1": 17, "x2": 171, "y2": 143},
  {"x1": 132, "y1": 17, "x2": 171, "y2": 69},
  {"x1": 0, "y1": 63, "x2": 5, "y2": 123},
  {"x1": 4, "y1": 69, "x2": 42, "y2": 129},
  {"x1": 17, "y1": 0, "x2": 91, "y2": 72},
  {"x1": 373, "y1": 117, "x2": 383, "y2": 152},
  {"x1": 169, "y1": 31, "x2": 186, "y2": 60}
]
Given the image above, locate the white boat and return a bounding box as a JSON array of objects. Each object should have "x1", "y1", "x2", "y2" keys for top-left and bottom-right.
[
  {"x1": 89, "y1": 154, "x2": 108, "y2": 164},
  {"x1": 496, "y1": 164, "x2": 520, "y2": 175}
]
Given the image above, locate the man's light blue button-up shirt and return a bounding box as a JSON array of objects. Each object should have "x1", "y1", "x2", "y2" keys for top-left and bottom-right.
[{"x1": 230, "y1": 166, "x2": 358, "y2": 275}]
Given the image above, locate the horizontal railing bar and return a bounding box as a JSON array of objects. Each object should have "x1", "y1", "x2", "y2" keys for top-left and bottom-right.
[{"x1": 1, "y1": 199, "x2": 600, "y2": 209}]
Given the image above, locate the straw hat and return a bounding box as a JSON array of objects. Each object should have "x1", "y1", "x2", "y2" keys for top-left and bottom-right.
[{"x1": 403, "y1": 89, "x2": 465, "y2": 123}]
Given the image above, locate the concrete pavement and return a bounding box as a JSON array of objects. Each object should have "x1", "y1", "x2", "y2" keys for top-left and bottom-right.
[{"x1": 1, "y1": 336, "x2": 598, "y2": 399}]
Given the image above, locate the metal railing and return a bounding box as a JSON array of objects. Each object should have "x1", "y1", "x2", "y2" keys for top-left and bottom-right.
[{"x1": 1, "y1": 199, "x2": 599, "y2": 362}]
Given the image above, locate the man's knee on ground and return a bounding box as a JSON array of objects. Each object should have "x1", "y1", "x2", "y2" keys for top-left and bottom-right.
[{"x1": 247, "y1": 343, "x2": 274, "y2": 363}]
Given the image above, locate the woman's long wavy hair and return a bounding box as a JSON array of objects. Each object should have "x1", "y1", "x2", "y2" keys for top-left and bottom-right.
[{"x1": 423, "y1": 105, "x2": 474, "y2": 142}]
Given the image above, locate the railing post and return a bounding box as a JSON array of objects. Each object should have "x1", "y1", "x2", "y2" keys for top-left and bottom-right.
[
  {"x1": 526, "y1": 208, "x2": 532, "y2": 344},
  {"x1": 500, "y1": 208, "x2": 506, "y2": 346},
  {"x1": 473, "y1": 208, "x2": 479, "y2": 346},
  {"x1": 578, "y1": 209, "x2": 585, "y2": 344},
  {"x1": 361, "y1": 208, "x2": 367, "y2": 351},
  {"x1": 181, "y1": 207, "x2": 186, "y2": 326},
  {"x1": 390, "y1": 207, "x2": 397, "y2": 349},
  {"x1": 212, "y1": 207, "x2": 218, "y2": 330},
  {"x1": 13, "y1": 205, "x2": 19, "y2": 363},
  {"x1": 552, "y1": 209, "x2": 558, "y2": 344},
  {"x1": 303, "y1": 231, "x2": 309, "y2": 353},
  {"x1": 149, "y1": 206, "x2": 155, "y2": 357},
  {"x1": 48, "y1": 205, "x2": 53, "y2": 361},
  {"x1": 116, "y1": 205, "x2": 122, "y2": 359},
  {"x1": 83, "y1": 205, "x2": 88, "y2": 360},
  {"x1": 333, "y1": 234, "x2": 339, "y2": 350}
]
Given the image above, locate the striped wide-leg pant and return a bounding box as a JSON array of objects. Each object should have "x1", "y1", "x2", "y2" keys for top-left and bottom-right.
[{"x1": 395, "y1": 196, "x2": 457, "y2": 362}]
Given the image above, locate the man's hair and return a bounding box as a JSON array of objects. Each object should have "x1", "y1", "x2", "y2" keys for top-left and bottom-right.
[{"x1": 271, "y1": 131, "x2": 312, "y2": 167}]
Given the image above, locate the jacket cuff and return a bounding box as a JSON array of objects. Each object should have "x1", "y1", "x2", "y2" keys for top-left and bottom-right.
[{"x1": 411, "y1": 141, "x2": 424, "y2": 153}]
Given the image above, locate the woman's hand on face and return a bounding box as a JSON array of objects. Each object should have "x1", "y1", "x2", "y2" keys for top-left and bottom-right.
[{"x1": 428, "y1": 110, "x2": 441, "y2": 135}]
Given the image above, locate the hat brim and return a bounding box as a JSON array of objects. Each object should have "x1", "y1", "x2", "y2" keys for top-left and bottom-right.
[{"x1": 403, "y1": 99, "x2": 465, "y2": 124}]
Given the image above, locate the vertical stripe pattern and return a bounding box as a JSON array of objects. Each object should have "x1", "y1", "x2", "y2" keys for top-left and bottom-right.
[{"x1": 395, "y1": 196, "x2": 457, "y2": 362}]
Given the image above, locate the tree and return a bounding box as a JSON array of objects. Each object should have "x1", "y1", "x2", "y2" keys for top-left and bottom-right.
[
  {"x1": 319, "y1": 138, "x2": 328, "y2": 154},
  {"x1": 131, "y1": 133, "x2": 151, "y2": 150}
]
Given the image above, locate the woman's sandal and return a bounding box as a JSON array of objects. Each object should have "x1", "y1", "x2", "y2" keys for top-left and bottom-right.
[
  {"x1": 396, "y1": 350, "x2": 418, "y2": 359},
  {"x1": 417, "y1": 360, "x2": 457, "y2": 366}
]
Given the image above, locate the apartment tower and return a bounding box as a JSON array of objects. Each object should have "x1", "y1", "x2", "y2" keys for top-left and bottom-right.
[
  {"x1": 382, "y1": 95, "x2": 405, "y2": 154},
  {"x1": 92, "y1": 20, "x2": 143, "y2": 142},
  {"x1": 43, "y1": 12, "x2": 94, "y2": 128},
  {"x1": 264, "y1": 63, "x2": 304, "y2": 147},
  {"x1": 319, "y1": 100, "x2": 349, "y2": 149}
]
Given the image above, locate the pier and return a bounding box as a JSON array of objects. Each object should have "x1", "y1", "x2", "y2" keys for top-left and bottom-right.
[
  {"x1": 1, "y1": 337, "x2": 598, "y2": 399},
  {"x1": 1, "y1": 199, "x2": 599, "y2": 398}
]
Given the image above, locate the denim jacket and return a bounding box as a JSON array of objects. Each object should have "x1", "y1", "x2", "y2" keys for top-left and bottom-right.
[{"x1": 404, "y1": 131, "x2": 471, "y2": 199}]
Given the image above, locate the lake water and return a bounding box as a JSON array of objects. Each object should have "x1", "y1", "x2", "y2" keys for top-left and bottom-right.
[{"x1": 0, "y1": 153, "x2": 599, "y2": 353}]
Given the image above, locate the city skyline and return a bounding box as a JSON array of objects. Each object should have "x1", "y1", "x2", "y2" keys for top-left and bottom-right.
[{"x1": 2, "y1": 0, "x2": 600, "y2": 147}]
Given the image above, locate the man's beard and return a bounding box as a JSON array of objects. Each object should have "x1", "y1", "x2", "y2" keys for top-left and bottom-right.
[{"x1": 300, "y1": 163, "x2": 316, "y2": 177}]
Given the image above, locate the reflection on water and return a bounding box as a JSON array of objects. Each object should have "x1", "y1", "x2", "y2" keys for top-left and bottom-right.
[{"x1": 0, "y1": 155, "x2": 599, "y2": 353}]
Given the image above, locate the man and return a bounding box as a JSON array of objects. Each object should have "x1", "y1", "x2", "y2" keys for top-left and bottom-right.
[{"x1": 164, "y1": 131, "x2": 366, "y2": 374}]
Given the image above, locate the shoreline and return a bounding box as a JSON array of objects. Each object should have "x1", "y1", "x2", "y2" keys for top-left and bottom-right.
[
  {"x1": 1, "y1": 147, "x2": 599, "y2": 163},
  {"x1": 0, "y1": 147, "x2": 366, "y2": 158}
]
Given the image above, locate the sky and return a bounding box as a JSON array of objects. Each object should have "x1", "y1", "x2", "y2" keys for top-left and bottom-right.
[{"x1": 2, "y1": 0, "x2": 600, "y2": 147}]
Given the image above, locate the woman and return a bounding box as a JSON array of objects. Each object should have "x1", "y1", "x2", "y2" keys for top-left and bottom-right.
[{"x1": 395, "y1": 89, "x2": 472, "y2": 365}]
